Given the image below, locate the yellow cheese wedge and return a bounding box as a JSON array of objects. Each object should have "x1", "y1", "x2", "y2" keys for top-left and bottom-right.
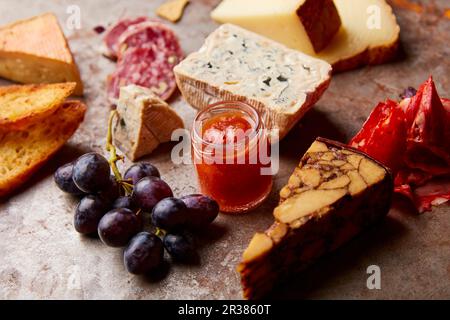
[
  {"x1": 211, "y1": 0, "x2": 341, "y2": 54},
  {"x1": 317, "y1": 0, "x2": 400, "y2": 72},
  {"x1": 0, "y1": 13, "x2": 83, "y2": 95},
  {"x1": 212, "y1": 0, "x2": 400, "y2": 72}
]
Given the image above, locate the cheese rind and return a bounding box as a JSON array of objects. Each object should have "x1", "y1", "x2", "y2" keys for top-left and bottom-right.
[
  {"x1": 0, "y1": 13, "x2": 83, "y2": 95},
  {"x1": 113, "y1": 85, "x2": 184, "y2": 161},
  {"x1": 211, "y1": 0, "x2": 341, "y2": 54},
  {"x1": 238, "y1": 138, "x2": 393, "y2": 299},
  {"x1": 174, "y1": 24, "x2": 331, "y2": 140}
]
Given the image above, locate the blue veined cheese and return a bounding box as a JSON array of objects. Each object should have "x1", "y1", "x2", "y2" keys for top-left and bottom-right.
[{"x1": 174, "y1": 24, "x2": 332, "y2": 139}]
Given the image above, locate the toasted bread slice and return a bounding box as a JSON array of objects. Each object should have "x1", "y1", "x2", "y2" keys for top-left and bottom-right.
[
  {"x1": 0, "y1": 13, "x2": 83, "y2": 95},
  {"x1": 0, "y1": 101, "x2": 86, "y2": 198},
  {"x1": 0, "y1": 82, "x2": 76, "y2": 129}
]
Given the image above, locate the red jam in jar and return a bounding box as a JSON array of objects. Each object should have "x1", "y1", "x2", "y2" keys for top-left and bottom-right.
[{"x1": 192, "y1": 101, "x2": 273, "y2": 213}]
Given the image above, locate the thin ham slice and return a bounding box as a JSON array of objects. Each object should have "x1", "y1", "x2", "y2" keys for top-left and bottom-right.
[{"x1": 350, "y1": 77, "x2": 450, "y2": 213}]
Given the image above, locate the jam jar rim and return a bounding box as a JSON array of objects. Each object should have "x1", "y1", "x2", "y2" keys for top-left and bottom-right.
[{"x1": 191, "y1": 100, "x2": 264, "y2": 150}]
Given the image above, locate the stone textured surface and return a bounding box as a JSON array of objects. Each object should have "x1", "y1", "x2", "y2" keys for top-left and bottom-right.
[{"x1": 0, "y1": 0, "x2": 449, "y2": 299}]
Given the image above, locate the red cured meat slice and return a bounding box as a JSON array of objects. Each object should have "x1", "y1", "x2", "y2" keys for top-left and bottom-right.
[
  {"x1": 107, "y1": 46, "x2": 178, "y2": 102},
  {"x1": 350, "y1": 76, "x2": 450, "y2": 213},
  {"x1": 103, "y1": 17, "x2": 149, "y2": 59},
  {"x1": 396, "y1": 177, "x2": 450, "y2": 213},
  {"x1": 117, "y1": 21, "x2": 184, "y2": 64},
  {"x1": 350, "y1": 99, "x2": 407, "y2": 176},
  {"x1": 403, "y1": 78, "x2": 450, "y2": 176}
]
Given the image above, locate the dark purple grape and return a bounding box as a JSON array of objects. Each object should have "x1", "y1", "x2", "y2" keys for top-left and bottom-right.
[
  {"x1": 132, "y1": 177, "x2": 173, "y2": 212},
  {"x1": 124, "y1": 232, "x2": 164, "y2": 275},
  {"x1": 93, "y1": 25, "x2": 105, "y2": 34},
  {"x1": 98, "y1": 208, "x2": 142, "y2": 247},
  {"x1": 163, "y1": 234, "x2": 196, "y2": 262},
  {"x1": 181, "y1": 194, "x2": 219, "y2": 229},
  {"x1": 73, "y1": 153, "x2": 111, "y2": 193},
  {"x1": 74, "y1": 195, "x2": 110, "y2": 235},
  {"x1": 124, "y1": 163, "x2": 160, "y2": 185},
  {"x1": 98, "y1": 175, "x2": 120, "y2": 202},
  {"x1": 151, "y1": 197, "x2": 188, "y2": 231},
  {"x1": 400, "y1": 87, "x2": 417, "y2": 99},
  {"x1": 54, "y1": 163, "x2": 85, "y2": 196},
  {"x1": 112, "y1": 196, "x2": 135, "y2": 210}
]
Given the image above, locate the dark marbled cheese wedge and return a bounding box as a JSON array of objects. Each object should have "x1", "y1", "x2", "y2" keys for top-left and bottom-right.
[{"x1": 237, "y1": 137, "x2": 393, "y2": 300}]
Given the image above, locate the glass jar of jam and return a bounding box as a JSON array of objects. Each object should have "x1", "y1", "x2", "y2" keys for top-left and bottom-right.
[{"x1": 191, "y1": 101, "x2": 273, "y2": 213}]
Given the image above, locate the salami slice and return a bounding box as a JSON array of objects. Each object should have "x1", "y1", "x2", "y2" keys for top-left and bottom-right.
[
  {"x1": 117, "y1": 21, "x2": 184, "y2": 64},
  {"x1": 107, "y1": 45, "x2": 178, "y2": 102},
  {"x1": 103, "y1": 17, "x2": 149, "y2": 59}
]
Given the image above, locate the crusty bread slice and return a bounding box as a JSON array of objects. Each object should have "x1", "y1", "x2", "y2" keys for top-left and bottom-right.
[
  {"x1": 0, "y1": 101, "x2": 86, "y2": 198},
  {"x1": 0, "y1": 82, "x2": 76, "y2": 129}
]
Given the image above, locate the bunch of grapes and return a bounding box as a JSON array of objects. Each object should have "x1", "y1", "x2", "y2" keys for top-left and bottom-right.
[
  {"x1": 55, "y1": 111, "x2": 221, "y2": 275},
  {"x1": 54, "y1": 152, "x2": 219, "y2": 276}
]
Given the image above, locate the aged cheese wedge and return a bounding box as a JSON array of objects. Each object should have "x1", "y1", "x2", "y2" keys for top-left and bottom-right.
[
  {"x1": 174, "y1": 24, "x2": 331, "y2": 140},
  {"x1": 317, "y1": 0, "x2": 400, "y2": 72},
  {"x1": 238, "y1": 138, "x2": 393, "y2": 299},
  {"x1": 113, "y1": 85, "x2": 184, "y2": 161},
  {"x1": 0, "y1": 13, "x2": 83, "y2": 95},
  {"x1": 212, "y1": 0, "x2": 400, "y2": 72},
  {"x1": 211, "y1": 0, "x2": 341, "y2": 54}
]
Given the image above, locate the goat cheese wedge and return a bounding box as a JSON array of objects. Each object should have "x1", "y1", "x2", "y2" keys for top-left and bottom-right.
[
  {"x1": 174, "y1": 24, "x2": 331, "y2": 140},
  {"x1": 113, "y1": 85, "x2": 184, "y2": 161}
]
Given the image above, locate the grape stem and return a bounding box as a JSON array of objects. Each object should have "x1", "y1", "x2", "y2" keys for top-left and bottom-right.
[
  {"x1": 106, "y1": 111, "x2": 167, "y2": 237},
  {"x1": 155, "y1": 228, "x2": 166, "y2": 237},
  {"x1": 106, "y1": 111, "x2": 133, "y2": 195}
]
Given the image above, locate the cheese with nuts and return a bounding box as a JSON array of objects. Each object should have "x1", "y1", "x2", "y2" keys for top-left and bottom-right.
[
  {"x1": 0, "y1": 13, "x2": 83, "y2": 95},
  {"x1": 174, "y1": 24, "x2": 332, "y2": 140},
  {"x1": 211, "y1": 0, "x2": 341, "y2": 54},
  {"x1": 113, "y1": 85, "x2": 184, "y2": 161},
  {"x1": 238, "y1": 137, "x2": 393, "y2": 299}
]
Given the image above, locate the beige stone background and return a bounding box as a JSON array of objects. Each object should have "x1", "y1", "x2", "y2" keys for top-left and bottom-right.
[{"x1": 0, "y1": 0, "x2": 449, "y2": 299}]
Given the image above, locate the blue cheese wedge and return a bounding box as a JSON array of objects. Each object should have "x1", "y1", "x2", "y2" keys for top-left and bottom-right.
[
  {"x1": 174, "y1": 24, "x2": 331, "y2": 139},
  {"x1": 113, "y1": 85, "x2": 184, "y2": 161}
]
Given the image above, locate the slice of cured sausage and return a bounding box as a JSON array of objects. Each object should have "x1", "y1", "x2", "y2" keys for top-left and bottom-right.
[
  {"x1": 103, "y1": 17, "x2": 149, "y2": 59},
  {"x1": 117, "y1": 21, "x2": 184, "y2": 63},
  {"x1": 107, "y1": 45, "x2": 178, "y2": 102}
]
